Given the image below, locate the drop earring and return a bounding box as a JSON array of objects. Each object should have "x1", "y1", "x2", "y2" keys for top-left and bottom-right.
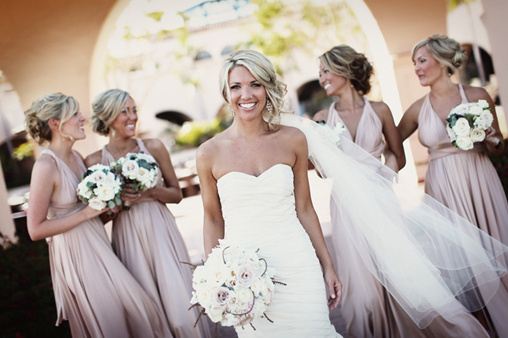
[
  {"x1": 266, "y1": 101, "x2": 273, "y2": 114},
  {"x1": 228, "y1": 105, "x2": 235, "y2": 117}
]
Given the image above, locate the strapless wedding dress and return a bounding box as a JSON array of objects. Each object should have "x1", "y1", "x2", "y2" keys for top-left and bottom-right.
[{"x1": 217, "y1": 163, "x2": 341, "y2": 337}]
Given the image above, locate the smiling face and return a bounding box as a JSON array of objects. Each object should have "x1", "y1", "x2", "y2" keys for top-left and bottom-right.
[
  {"x1": 110, "y1": 97, "x2": 137, "y2": 137},
  {"x1": 318, "y1": 61, "x2": 349, "y2": 97},
  {"x1": 228, "y1": 66, "x2": 267, "y2": 121},
  {"x1": 413, "y1": 46, "x2": 447, "y2": 87},
  {"x1": 60, "y1": 111, "x2": 86, "y2": 140}
]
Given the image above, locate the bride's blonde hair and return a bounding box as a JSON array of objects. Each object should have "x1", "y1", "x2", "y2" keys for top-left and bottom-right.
[{"x1": 219, "y1": 49, "x2": 288, "y2": 131}]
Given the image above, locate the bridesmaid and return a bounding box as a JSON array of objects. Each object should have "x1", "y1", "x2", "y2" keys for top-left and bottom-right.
[
  {"x1": 397, "y1": 34, "x2": 508, "y2": 337},
  {"x1": 313, "y1": 45, "x2": 411, "y2": 338},
  {"x1": 85, "y1": 89, "x2": 211, "y2": 338},
  {"x1": 24, "y1": 92, "x2": 170, "y2": 337},
  {"x1": 315, "y1": 45, "x2": 491, "y2": 338}
]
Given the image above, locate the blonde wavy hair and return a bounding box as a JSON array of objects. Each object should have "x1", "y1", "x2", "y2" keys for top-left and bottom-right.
[
  {"x1": 24, "y1": 92, "x2": 79, "y2": 144},
  {"x1": 412, "y1": 34, "x2": 467, "y2": 75},
  {"x1": 219, "y1": 49, "x2": 288, "y2": 131},
  {"x1": 91, "y1": 89, "x2": 131, "y2": 136}
]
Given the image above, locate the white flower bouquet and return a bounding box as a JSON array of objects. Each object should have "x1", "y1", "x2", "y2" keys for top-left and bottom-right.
[
  {"x1": 77, "y1": 164, "x2": 123, "y2": 210},
  {"x1": 111, "y1": 152, "x2": 160, "y2": 209},
  {"x1": 446, "y1": 99, "x2": 494, "y2": 151},
  {"x1": 190, "y1": 240, "x2": 280, "y2": 328}
]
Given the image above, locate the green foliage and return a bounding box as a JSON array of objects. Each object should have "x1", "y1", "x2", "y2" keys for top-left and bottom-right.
[
  {"x1": 175, "y1": 118, "x2": 228, "y2": 148},
  {"x1": 448, "y1": 0, "x2": 476, "y2": 11},
  {"x1": 146, "y1": 11, "x2": 164, "y2": 22},
  {"x1": 0, "y1": 233, "x2": 71, "y2": 337},
  {"x1": 12, "y1": 142, "x2": 34, "y2": 161}
]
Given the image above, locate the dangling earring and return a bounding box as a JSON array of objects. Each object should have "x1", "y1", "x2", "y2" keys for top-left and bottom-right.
[
  {"x1": 266, "y1": 101, "x2": 273, "y2": 114},
  {"x1": 228, "y1": 105, "x2": 235, "y2": 117}
]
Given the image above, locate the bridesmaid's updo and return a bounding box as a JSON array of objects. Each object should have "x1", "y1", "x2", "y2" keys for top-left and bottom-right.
[
  {"x1": 412, "y1": 34, "x2": 467, "y2": 75},
  {"x1": 91, "y1": 89, "x2": 130, "y2": 136},
  {"x1": 219, "y1": 49, "x2": 288, "y2": 131},
  {"x1": 319, "y1": 45, "x2": 374, "y2": 95},
  {"x1": 24, "y1": 92, "x2": 79, "y2": 144}
]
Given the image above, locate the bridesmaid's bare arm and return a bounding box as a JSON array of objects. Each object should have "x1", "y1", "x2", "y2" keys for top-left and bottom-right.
[{"x1": 27, "y1": 155, "x2": 106, "y2": 241}]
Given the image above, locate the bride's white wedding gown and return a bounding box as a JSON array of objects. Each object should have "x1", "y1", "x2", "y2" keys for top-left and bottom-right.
[{"x1": 217, "y1": 163, "x2": 341, "y2": 337}]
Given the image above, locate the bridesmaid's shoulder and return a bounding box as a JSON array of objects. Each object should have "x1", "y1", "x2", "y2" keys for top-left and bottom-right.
[
  {"x1": 32, "y1": 153, "x2": 58, "y2": 179},
  {"x1": 462, "y1": 84, "x2": 490, "y2": 102},
  {"x1": 369, "y1": 100, "x2": 392, "y2": 119},
  {"x1": 313, "y1": 108, "x2": 328, "y2": 123},
  {"x1": 404, "y1": 96, "x2": 426, "y2": 118},
  {"x1": 84, "y1": 150, "x2": 101, "y2": 167},
  {"x1": 141, "y1": 138, "x2": 165, "y2": 153}
]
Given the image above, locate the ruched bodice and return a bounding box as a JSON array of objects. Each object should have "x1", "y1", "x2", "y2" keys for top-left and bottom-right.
[
  {"x1": 45, "y1": 149, "x2": 87, "y2": 219},
  {"x1": 217, "y1": 163, "x2": 340, "y2": 337},
  {"x1": 418, "y1": 83, "x2": 483, "y2": 160},
  {"x1": 326, "y1": 98, "x2": 383, "y2": 160}
]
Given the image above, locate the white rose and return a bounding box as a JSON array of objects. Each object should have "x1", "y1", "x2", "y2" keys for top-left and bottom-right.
[
  {"x1": 88, "y1": 196, "x2": 107, "y2": 210},
  {"x1": 77, "y1": 181, "x2": 92, "y2": 199},
  {"x1": 470, "y1": 128, "x2": 486, "y2": 142},
  {"x1": 211, "y1": 286, "x2": 231, "y2": 308},
  {"x1": 90, "y1": 170, "x2": 107, "y2": 184},
  {"x1": 452, "y1": 118, "x2": 471, "y2": 137},
  {"x1": 445, "y1": 125, "x2": 456, "y2": 142},
  {"x1": 122, "y1": 160, "x2": 139, "y2": 179},
  {"x1": 455, "y1": 136, "x2": 474, "y2": 150},
  {"x1": 469, "y1": 105, "x2": 483, "y2": 115},
  {"x1": 474, "y1": 110, "x2": 494, "y2": 130},
  {"x1": 94, "y1": 184, "x2": 116, "y2": 201},
  {"x1": 136, "y1": 167, "x2": 154, "y2": 187},
  {"x1": 478, "y1": 99, "x2": 489, "y2": 109}
]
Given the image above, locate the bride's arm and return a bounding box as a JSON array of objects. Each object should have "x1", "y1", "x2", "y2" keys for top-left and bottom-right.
[
  {"x1": 196, "y1": 142, "x2": 225, "y2": 257},
  {"x1": 291, "y1": 130, "x2": 342, "y2": 309}
]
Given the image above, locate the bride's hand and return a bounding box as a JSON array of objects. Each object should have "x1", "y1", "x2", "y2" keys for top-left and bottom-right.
[{"x1": 324, "y1": 269, "x2": 342, "y2": 310}]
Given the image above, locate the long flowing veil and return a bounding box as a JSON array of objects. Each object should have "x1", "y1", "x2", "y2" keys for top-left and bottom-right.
[{"x1": 280, "y1": 113, "x2": 508, "y2": 328}]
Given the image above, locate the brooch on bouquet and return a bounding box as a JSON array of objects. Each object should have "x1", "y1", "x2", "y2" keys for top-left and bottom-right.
[
  {"x1": 445, "y1": 99, "x2": 494, "y2": 151},
  {"x1": 187, "y1": 239, "x2": 285, "y2": 331},
  {"x1": 77, "y1": 164, "x2": 123, "y2": 213},
  {"x1": 110, "y1": 152, "x2": 160, "y2": 210}
]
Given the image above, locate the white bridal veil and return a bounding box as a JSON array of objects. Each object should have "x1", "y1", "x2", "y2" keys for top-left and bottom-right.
[{"x1": 280, "y1": 113, "x2": 508, "y2": 328}]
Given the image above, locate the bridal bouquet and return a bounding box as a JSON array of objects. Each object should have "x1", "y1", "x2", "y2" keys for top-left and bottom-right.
[
  {"x1": 446, "y1": 99, "x2": 494, "y2": 150},
  {"x1": 190, "y1": 240, "x2": 279, "y2": 328},
  {"x1": 77, "y1": 164, "x2": 122, "y2": 210},
  {"x1": 111, "y1": 152, "x2": 160, "y2": 209}
]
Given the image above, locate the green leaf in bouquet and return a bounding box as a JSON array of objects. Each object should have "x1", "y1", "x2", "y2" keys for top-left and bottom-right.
[
  {"x1": 108, "y1": 200, "x2": 116, "y2": 209},
  {"x1": 115, "y1": 196, "x2": 122, "y2": 206}
]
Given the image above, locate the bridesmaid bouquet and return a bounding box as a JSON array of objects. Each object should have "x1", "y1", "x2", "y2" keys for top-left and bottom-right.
[
  {"x1": 190, "y1": 240, "x2": 280, "y2": 328},
  {"x1": 446, "y1": 99, "x2": 494, "y2": 150},
  {"x1": 111, "y1": 152, "x2": 160, "y2": 209},
  {"x1": 318, "y1": 121, "x2": 346, "y2": 146},
  {"x1": 77, "y1": 164, "x2": 123, "y2": 210}
]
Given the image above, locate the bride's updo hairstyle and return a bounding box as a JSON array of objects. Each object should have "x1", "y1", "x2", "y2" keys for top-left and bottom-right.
[
  {"x1": 319, "y1": 45, "x2": 374, "y2": 95},
  {"x1": 91, "y1": 89, "x2": 131, "y2": 136},
  {"x1": 24, "y1": 92, "x2": 79, "y2": 144},
  {"x1": 412, "y1": 34, "x2": 467, "y2": 75},
  {"x1": 219, "y1": 49, "x2": 288, "y2": 131}
]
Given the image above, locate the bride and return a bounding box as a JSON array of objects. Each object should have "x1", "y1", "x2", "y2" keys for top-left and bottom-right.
[{"x1": 196, "y1": 49, "x2": 342, "y2": 337}]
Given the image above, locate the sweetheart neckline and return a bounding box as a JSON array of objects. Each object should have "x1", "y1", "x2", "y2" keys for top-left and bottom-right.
[{"x1": 217, "y1": 163, "x2": 291, "y2": 183}]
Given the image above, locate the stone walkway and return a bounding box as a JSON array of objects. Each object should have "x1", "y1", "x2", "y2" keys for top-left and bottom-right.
[{"x1": 167, "y1": 171, "x2": 350, "y2": 337}]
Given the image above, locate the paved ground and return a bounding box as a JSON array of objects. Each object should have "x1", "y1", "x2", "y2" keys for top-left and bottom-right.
[{"x1": 167, "y1": 171, "x2": 350, "y2": 337}]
